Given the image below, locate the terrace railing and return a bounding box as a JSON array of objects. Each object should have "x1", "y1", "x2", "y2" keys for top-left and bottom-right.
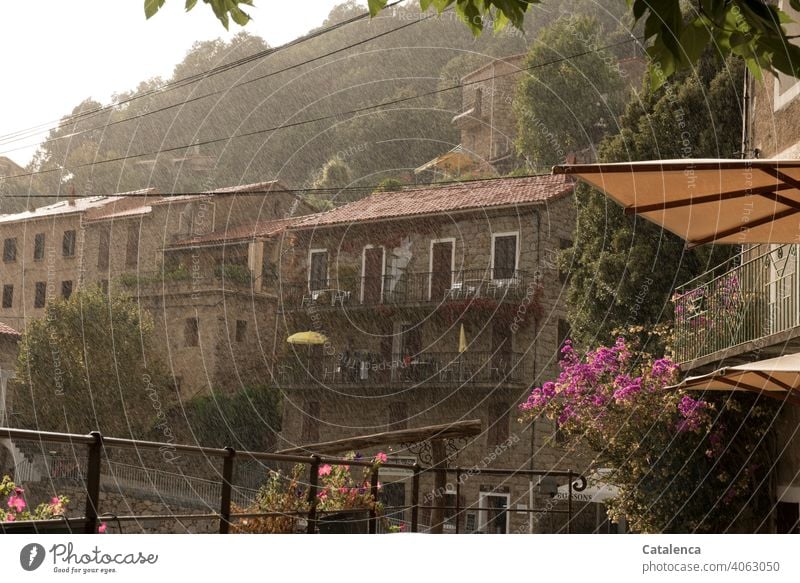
[
  {"x1": 0, "y1": 427, "x2": 586, "y2": 534},
  {"x1": 673, "y1": 245, "x2": 799, "y2": 363},
  {"x1": 275, "y1": 350, "x2": 531, "y2": 387},
  {"x1": 280, "y1": 268, "x2": 531, "y2": 309}
]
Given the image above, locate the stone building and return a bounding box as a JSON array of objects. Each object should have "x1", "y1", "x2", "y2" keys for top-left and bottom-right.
[
  {"x1": 275, "y1": 175, "x2": 607, "y2": 533},
  {"x1": 0, "y1": 180, "x2": 307, "y2": 397}
]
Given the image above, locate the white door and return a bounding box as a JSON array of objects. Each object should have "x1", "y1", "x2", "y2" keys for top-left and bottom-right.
[{"x1": 478, "y1": 492, "x2": 510, "y2": 534}]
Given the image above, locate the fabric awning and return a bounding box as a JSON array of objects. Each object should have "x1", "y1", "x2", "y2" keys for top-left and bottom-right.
[
  {"x1": 286, "y1": 331, "x2": 328, "y2": 345},
  {"x1": 552, "y1": 159, "x2": 800, "y2": 247},
  {"x1": 672, "y1": 352, "x2": 800, "y2": 405}
]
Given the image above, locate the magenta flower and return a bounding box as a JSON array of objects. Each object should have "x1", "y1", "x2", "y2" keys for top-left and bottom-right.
[
  {"x1": 5, "y1": 514, "x2": 14, "y2": 522},
  {"x1": 318, "y1": 464, "x2": 332, "y2": 477},
  {"x1": 98, "y1": 523, "x2": 107, "y2": 533},
  {"x1": 7, "y1": 495, "x2": 26, "y2": 513},
  {"x1": 374, "y1": 452, "x2": 388, "y2": 464}
]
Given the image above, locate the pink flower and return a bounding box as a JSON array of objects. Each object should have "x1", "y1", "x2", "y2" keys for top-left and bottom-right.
[
  {"x1": 5, "y1": 514, "x2": 14, "y2": 522},
  {"x1": 318, "y1": 464, "x2": 332, "y2": 476},
  {"x1": 98, "y1": 523, "x2": 107, "y2": 533},
  {"x1": 7, "y1": 495, "x2": 26, "y2": 513},
  {"x1": 374, "y1": 452, "x2": 388, "y2": 464},
  {"x1": 50, "y1": 497, "x2": 60, "y2": 506}
]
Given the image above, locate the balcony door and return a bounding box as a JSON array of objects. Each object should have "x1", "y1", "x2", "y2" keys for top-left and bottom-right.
[
  {"x1": 362, "y1": 246, "x2": 385, "y2": 304},
  {"x1": 478, "y1": 492, "x2": 509, "y2": 534},
  {"x1": 767, "y1": 244, "x2": 799, "y2": 334},
  {"x1": 429, "y1": 239, "x2": 454, "y2": 300},
  {"x1": 309, "y1": 249, "x2": 328, "y2": 292},
  {"x1": 492, "y1": 232, "x2": 518, "y2": 280}
]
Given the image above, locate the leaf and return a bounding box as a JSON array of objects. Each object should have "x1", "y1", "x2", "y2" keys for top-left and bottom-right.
[
  {"x1": 185, "y1": 0, "x2": 198, "y2": 11},
  {"x1": 367, "y1": 0, "x2": 388, "y2": 17},
  {"x1": 144, "y1": 0, "x2": 166, "y2": 19}
]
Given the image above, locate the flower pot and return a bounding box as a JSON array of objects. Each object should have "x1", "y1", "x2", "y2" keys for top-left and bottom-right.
[{"x1": 317, "y1": 510, "x2": 369, "y2": 534}]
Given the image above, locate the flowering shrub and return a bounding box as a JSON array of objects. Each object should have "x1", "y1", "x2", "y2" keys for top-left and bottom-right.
[
  {"x1": 520, "y1": 338, "x2": 775, "y2": 533},
  {"x1": 233, "y1": 452, "x2": 399, "y2": 533},
  {"x1": 1, "y1": 475, "x2": 69, "y2": 523}
]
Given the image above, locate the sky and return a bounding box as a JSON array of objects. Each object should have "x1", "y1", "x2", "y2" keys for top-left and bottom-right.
[{"x1": 0, "y1": 0, "x2": 364, "y2": 167}]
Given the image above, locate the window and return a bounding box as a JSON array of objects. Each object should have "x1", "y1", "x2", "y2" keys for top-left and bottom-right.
[
  {"x1": 3, "y1": 238, "x2": 17, "y2": 262},
  {"x1": 301, "y1": 400, "x2": 320, "y2": 443},
  {"x1": 34, "y1": 282, "x2": 46, "y2": 308},
  {"x1": 97, "y1": 228, "x2": 110, "y2": 269},
  {"x1": 492, "y1": 233, "x2": 518, "y2": 280},
  {"x1": 235, "y1": 320, "x2": 247, "y2": 343},
  {"x1": 309, "y1": 249, "x2": 328, "y2": 291},
  {"x1": 61, "y1": 280, "x2": 73, "y2": 300},
  {"x1": 2, "y1": 285, "x2": 13, "y2": 308},
  {"x1": 487, "y1": 402, "x2": 510, "y2": 447},
  {"x1": 185, "y1": 317, "x2": 199, "y2": 347},
  {"x1": 62, "y1": 230, "x2": 76, "y2": 257},
  {"x1": 126, "y1": 224, "x2": 140, "y2": 266},
  {"x1": 33, "y1": 233, "x2": 45, "y2": 261}
]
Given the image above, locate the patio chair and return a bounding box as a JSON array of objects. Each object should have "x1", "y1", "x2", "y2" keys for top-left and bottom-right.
[
  {"x1": 445, "y1": 282, "x2": 465, "y2": 300},
  {"x1": 332, "y1": 289, "x2": 351, "y2": 306}
]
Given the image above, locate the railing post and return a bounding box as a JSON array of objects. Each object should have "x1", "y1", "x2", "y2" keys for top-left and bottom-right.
[
  {"x1": 567, "y1": 470, "x2": 573, "y2": 535},
  {"x1": 218, "y1": 447, "x2": 236, "y2": 534},
  {"x1": 411, "y1": 463, "x2": 420, "y2": 533},
  {"x1": 368, "y1": 465, "x2": 380, "y2": 534},
  {"x1": 306, "y1": 455, "x2": 320, "y2": 534},
  {"x1": 84, "y1": 431, "x2": 103, "y2": 534},
  {"x1": 455, "y1": 470, "x2": 462, "y2": 534}
]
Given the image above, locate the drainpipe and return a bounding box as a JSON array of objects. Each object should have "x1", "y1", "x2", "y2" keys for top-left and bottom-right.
[
  {"x1": 528, "y1": 208, "x2": 541, "y2": 533},
  {"x1": 741, "y1": 66, "x2": 751, "y2": 159}
]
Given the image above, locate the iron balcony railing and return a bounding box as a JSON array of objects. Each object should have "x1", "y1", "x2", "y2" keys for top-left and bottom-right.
[
  {"x1": 673, "y1": 245, "x2": 799, "y2": 363},
  {"x1": 0, "y1": 427, "x2": 586, "y2": 534},
  {"x1": 281, "y1": 268, "x2": 532, "y2": 309},
  {"x1": 275, "y1": 350, "x2": 531, "y2": 387}
]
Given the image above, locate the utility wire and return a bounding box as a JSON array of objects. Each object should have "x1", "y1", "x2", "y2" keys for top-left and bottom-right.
[
  {"x1": 0, "y1": 171, "x2": 555, "y2": 199},
  {"x1": 0, "y1": 35, "x2": 643, "y2": 184},
  {"x1": 0, "y1": 1, "x2": 403, "y2": 146},
  {"x1": 0, "y1": 9, "x2": 439, "y2": 157}
]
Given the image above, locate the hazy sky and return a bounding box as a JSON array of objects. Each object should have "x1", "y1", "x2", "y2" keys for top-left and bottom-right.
[{"x1": 0, "y1": 0, "x2": 364, "y2": 167}]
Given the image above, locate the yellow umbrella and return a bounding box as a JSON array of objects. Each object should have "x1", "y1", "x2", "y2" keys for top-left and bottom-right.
[
  {"x1": 458, "y1": 324, "x2": 468, "y2": 353},
  {"x1": 286, "y1": 331, "x2": 328, "y2": 345}
]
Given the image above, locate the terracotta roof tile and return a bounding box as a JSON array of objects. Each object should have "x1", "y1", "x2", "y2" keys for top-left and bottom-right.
[
  {"x1": 0, "y1": 321, "x2": 20, "y2": 338},
  {"x1": 292, "y1": 175, "x2": 573, "y2": 229},
  {"x1": 169, "y1": 216, "x2": 299, "y2": 247}
]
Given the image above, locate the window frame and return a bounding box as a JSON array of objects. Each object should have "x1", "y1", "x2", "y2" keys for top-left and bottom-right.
[
  {"x1": 490, "y1": 231, "x2": 519, "y2": 280},
  {"x1": 308, "y1": 248, "x2": 329, "y2": 292},
  {"x1": 34, "y1": 282, "x2": 46, "y2": 308},
  {"x1": 2, "y1": 284, "x2": 13, "y2": 309},
  {"x1": 62, "y1": 230, "x2": 76, "y2": 258},
  {"x1": 33, "y1": 233, "x2": 45, "y2": 262},
  {"x1": 3, "y1": 238, "x2": 17, "y2": 263}
]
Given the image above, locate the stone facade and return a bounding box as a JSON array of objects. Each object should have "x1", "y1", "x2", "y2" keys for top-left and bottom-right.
[{"x1": 276, "y1": 188, "x2": 600, "y2": 533}]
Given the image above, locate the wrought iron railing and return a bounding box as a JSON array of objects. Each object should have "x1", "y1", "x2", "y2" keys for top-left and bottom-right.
[
  {"x1": 280, "y1": 268, "x2": 531, "y2": 309},
  {"x1": 673, "y1": 245, "x2": 799, "y2": 363},
  {"x1": 0, "y1": 427, "x2": 586, "y2": 534},
  {"x1": 275, "y1": 350, "x2": 531, "y2": 387}
]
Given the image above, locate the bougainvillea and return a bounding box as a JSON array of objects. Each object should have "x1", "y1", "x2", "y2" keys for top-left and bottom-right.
[
  {"x1": 0, "y1": 475, "x2": 70, "y2": 523},
  {"x1": 520, "y1": 338, "x2": 775, "y2": 533}
]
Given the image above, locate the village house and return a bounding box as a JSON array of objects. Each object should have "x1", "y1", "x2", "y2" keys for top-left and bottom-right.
[{"x1": 274, "y1": 174, "x2": 614, "y2": 533}]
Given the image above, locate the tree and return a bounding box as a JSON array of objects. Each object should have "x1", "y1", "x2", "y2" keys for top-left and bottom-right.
[
  {"x1": 514, "y1": 15, "x2": 627, "y2": 170},
  {"x1": 563, "y1": 56, "x2": 742, "y2": 348},
  {"x1": 145, "y1": 0, "x2": 253, "y2": 29},
  {"x1": 13, "y1": 287, "x2": 174, "y2": 438}
]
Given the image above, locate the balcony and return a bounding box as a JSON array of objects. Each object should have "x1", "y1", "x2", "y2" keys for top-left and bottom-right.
[
  {"x1": 280, "y1": 269, "x2": 532, "y2": 310},
  {"x1": 673, "y1": 246, "x2": 800, "y2": 366},
  {"x1": 117, "y1": 265, "x2": 259, "y2": 295},
  {"x1": 275, "y1": 350, "x2": 531, "y2": 387}
]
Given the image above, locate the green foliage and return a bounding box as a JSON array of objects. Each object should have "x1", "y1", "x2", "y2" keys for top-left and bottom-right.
[
  {"x1": 145, "y1": 0, "x2": 254, "y2": 29},
  {"x1": 564, "y1": 56, "x2": 742, "y2": 348},
  {"x1": 167, "y1": 384, "x2": 281, "y2": 450},
  {"x1": 373, "y1": 178, "x2": 404, "y2": 192},
  {"x1": 214, "y1": 263, "x2": 253, "y2": 284},
  {"x1": 13, "y1": 287, "x2": 174, "y2": 438},
  {"x1": 514, "y1": 15, "x2": 627, "y2": 170},
  {"x1": 1, "y1": 476, "x2": 70, "y2": 523}
]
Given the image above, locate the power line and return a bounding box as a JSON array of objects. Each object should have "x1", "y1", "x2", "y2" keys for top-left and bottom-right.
[
  {"x1": 0, "y1": 171, "x2": 554, "y2": 199},
  {"x1": 0, "y1": 9, "x2": 438, "y2": 158},
  {"x1": 0, "y1": 1, "x2": 403, "y2": 147},
  {"x1": 0, "y1": 35, "x2": 643, "y2": 185}
]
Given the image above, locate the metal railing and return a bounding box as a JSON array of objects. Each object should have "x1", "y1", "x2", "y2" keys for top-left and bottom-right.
[
  {"x1": 276, "y1": 351, "x2": 531, "y2": 387},
  {"x1": 0, "y1": 427, "x2": 586, "y2": 534},
  {"x1": 673, "y1": 245, "x2": 799, "y2": 363},
  {"x1": 280, "y1": 269, "x2": 532, "y2": 309}
]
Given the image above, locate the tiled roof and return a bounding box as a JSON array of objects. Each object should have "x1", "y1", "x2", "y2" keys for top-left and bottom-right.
[
  {"x1": 169, "y1": 216, "x2": 299, "y2": 247},
  {"x1": 150, "y1": 181, "x2": 289, "y2": 206},
  {"x1": 84, "y1": 189, "x2": 160, "y2": 222},
  {"x1": 0, "y1": 322, "x2": 20, "y2": 338},
  {"x1": 292, "y1": 175, "x2": 573, "y2": 229},
  {"x1": 0, "y1": 189, "x2": 160, "y2": 224}
]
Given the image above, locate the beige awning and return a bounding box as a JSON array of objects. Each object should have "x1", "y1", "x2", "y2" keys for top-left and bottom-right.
[
  {"x1": 673, "y1": 352, "x2": 800, "y2": 405},
  {"x1": 553, "y1": 159, "x2": 800, "y2": 248},
  {"x1": 414, "y1": 145, "x2": 486, "y2": 175}
]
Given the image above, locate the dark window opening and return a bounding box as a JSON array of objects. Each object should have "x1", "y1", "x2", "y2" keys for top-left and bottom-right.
[
  {"x1": 34, "y1": 282, "x2": 46, "y2": 308},
  {"x1": 33, "y1": 233, "x2": 45, "y2": 261},
  {"x1": 98, "y1": 228, "x2": 110, "y2": 270},
  {"x1": 62, "y1": 230, "x2": 76, "y2": 257},
  {"x1": 309, "y1": 250, "x2": 328, "y2": 291},
  {"x1": 493, "y1": 235, "x2": 517, "y2": 279},
  {"x1": 126, "y1": 224, "x2": 140, "y2": 267},
  {"x1": 185, "y1": 317, "x2": 199, "y2": 347},
  {"x1": 61, "y1": 280, "x2": 73, "y2": 300},
  {"x1": 3, "y1": 238, "x2": 17, "y2": 263},
  {"x1": 2, "y1": 285, "x2": 13, "y2": 308},
  {"x1": 487, "y1": 402, "x2": 510, "y2": 446},
  {"x1": 235, "y1": 320, "x2": 247, "y2": 343}
]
